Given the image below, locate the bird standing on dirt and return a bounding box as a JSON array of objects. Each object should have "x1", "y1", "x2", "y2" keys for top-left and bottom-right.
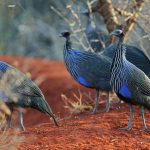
[
  {"x1": 83, "y1": 9, "x2": 150, "y2": 107},
  {"x1": 0, "y1": 61, "x2": 58, "y2": 130},
  {"x1": 60, "y1": 31, "x2": 112, "y2": 114},
  {"x1": 110, "y1": 29, "x2": 150, "y2": 131},
  {"x1": 83, "y1": 10, "x2": 150, "y2": 76}
]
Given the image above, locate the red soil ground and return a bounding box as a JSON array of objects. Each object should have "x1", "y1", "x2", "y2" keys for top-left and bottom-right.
[{"x1": 0, "y1": 56, "x2": 150, "y2": 150}]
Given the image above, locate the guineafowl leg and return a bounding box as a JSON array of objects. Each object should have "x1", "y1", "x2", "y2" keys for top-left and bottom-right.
[
  {"x1": 140, "y1": 106, "x2": 150, "y2": 132},
  {"x1": 6, "y1": 109, "x2": 13, "y2": 129},
  {"x1": 119, "y1": 104, "x2": 134, "y2": 130},
  {"x1": 92, "y1": 89, "x2": 100, "y2": 114},
  {"x1": 19, "y1": 112, "x2": 25, "y2": 131},
  {"x1": 7, "y1": 114, "x2": 12, "y2": 128},
  {"x1": 102, "y1": 91, "x2": 110, "y2": 112}
]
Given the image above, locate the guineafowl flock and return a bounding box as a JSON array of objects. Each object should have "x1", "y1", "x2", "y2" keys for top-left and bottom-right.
[
  {"x1": 0, "y1": 8, "x2": 150, "y2": 133},
  {"x1": 60, "y1": 10, "x2": 150, "y2": 131}
]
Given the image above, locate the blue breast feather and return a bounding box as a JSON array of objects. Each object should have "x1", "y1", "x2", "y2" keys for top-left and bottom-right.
[
  {"x1": 119, "y1": 83, "x2": 132, "y2": 99},
  {"x1": 77, "y1": 76, "x2": 90, "y2": 87},
  {"x1": 0, "y1": 62, "x2": 9, "y2": 72},
  {"x1": 71, "y1": 50, "x2": 81, "y2": 57}
]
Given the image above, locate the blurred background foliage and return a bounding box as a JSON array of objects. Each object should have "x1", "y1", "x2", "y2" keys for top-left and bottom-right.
[
  {"x1": 0, "y1": 0, "x2": 149, "y2": 148},
  {"x1": 0, "y1": 0, "x2": 150, "y2": 59}
]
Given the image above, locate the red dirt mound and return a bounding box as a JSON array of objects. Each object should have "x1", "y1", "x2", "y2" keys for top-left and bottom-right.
[
  {"x1": 0, "y1": 56, "x2": 150, "y2": 150},
  {"x1": 18, "y1": 104, "x2": 150, "y2": 150}
]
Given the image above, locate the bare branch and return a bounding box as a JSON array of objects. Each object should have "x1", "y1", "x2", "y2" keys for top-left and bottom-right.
[
  {"x1": 114, "y1": 7, "x2": 133, "y2": 18},
  {"x1": 124, "y1": 0, "x2": 148, "y2": 37},
  {"x1": 92, "y1": 0, "x2": 119, "y2": 33}
]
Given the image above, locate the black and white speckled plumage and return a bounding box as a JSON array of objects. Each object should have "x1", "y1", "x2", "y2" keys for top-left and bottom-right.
[
  {"x1": 110, "y1": 29, "x2": 150, "y2": 130},
  {"x1": 0, "y1": 61, "x2": 58, "y2": 129},
  {"x1": 101, "y1": 44, "x2": 150, "y2": 77},
  {"x1": 61, "y1": 31, "x2": 112, "y2": 114}
]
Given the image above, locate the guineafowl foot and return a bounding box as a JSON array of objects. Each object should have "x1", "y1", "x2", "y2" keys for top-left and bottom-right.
[
  {"x1": 102, "y1": 106, "x2": 110, "y2": 113},
  {"x1": 118, "y1": 127, "x2": 132, "y2": 131},
  {"x1": 118, "y1": 105, "x2": 134, "y2": 131},
  {"x1": 20, "y1": 126, "x2": 25, "y2": 131},
  {"x1": 91, "y1": 108, "x2": 97, "y2": 114},
  {"x1": 118, "y1": 105, "x2": 133, "y2": 131},
  {"x1": 143, "y1": 128, "x2": 150, "y2": 132}
]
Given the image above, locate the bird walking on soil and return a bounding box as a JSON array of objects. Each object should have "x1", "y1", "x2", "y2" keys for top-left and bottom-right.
[
  {"x1": 60, "y1": 31, "x2": 112, "y2": 114},
  {"x1": 83, "y1": 9, "x2": 150, "y2": 76},
  {"x1": 110, "y1": 29, "x2": 150, "y2": 131},
  {"x1": 83, "y1": 9, "x2": 150, "y2": 107},
  {"x1": 0, "y1": 61, "x2": 58, "y2": 130}
]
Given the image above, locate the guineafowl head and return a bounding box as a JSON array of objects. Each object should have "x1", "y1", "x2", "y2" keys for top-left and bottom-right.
[
  {"x1": 30, "y1": 98, "x2": 53, "y2": 116},
  {"x1": 111, "y1": 29, "x2": 124, "y2": 38},
  {"x1": 81, "y1": 9, "x2": 90, "y2": 17},
  {"x1": 30, "y1": 98, "x2": 58, "y2": 126},
  {"x1": 59, "y1": 31, "x2": 70, "y2": 38}
]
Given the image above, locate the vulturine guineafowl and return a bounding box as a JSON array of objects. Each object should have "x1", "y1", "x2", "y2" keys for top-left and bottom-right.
[
  {"x1": 83, "y1": 9, "x2": 150, "y2": 107},
  {"x1": 82, "y1": 9, "x2": 150, "y2": 77},
  {"x1": 101, "y1": 45, "x2": 150, "y2": 77},
  {"x1": 0, "y1": 61, "x2": 58, "y2": 130},
  {"x1": 110, "y1": 29, "x2": 150, "y2": 131},
  {"x1": 60, "y1": 31, "x2": 112, "y2": 114},
  {"x1": 82, "y1": 10, "x2": 108, "y2": 52},
  {"x1": 102, "y1": 44, "x2": 150, "y2": 105}
]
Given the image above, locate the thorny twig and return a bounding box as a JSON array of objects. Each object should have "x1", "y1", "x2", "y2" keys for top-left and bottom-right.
[{"x1": 50, "y1": 5, "x2": 91, "y2": 51}]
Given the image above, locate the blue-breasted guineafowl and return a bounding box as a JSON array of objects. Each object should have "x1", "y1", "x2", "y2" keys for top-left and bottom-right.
[
  {"x1": 60, "y1": 31, "x2": 112, "y2": 114},
  {"x1": 110, "y1": 29, "x2": 150, "y2": 131},
  {"x1": 82, "y1": 9, "x2": 150, "y2": 77},
  {"x1": 101, "y1": 45, "x2": 150, "y2": 76},
  {"x1": 102, "y1": 44, "x2": 150, "y2": 105},
  {"x1": 82, "y1": 10, "x2": 108, "y2": 52},
  {"x1": 0, "y1": 61, "x2": 58, "y2": 130}
]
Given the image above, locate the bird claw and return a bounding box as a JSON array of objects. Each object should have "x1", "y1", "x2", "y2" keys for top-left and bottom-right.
[
  {"x1": 102, "y1": 107, "x2": 109, "y2": 113},
  {"x1": 20, "y1": 126, "x2": 25, "y2": 131},
  {"x1": 91, "y1": 109, "x2": 97, "y2": 114},
  {"x1": 118, "y1": 127, "x2": 132, "y2": 131},
  {"x1": 143, "y1": 128, "x2": 150, "y2": 132}
]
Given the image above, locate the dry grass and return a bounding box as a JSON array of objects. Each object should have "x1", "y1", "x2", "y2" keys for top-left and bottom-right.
[
  {"x1": 0, "y1": 102, "x2": 23, "y2": 149},
  {"x1": 61, "y1": 90, "x2": 93, "y2": 114},
  {"x1": 0, "y1": 111, "x2": 24, "y2": 150}
]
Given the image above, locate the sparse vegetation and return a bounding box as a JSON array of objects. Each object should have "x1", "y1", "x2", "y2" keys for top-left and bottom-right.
[
  {"x1": 0, "y1": 0, "x2": 149, "y2": 149},
  {"x1": 0, "y1": 103, "x2": 24, "y2": 150},
  {"x1": 61, "y1": 90, "x2": 93, "y2": 114}
]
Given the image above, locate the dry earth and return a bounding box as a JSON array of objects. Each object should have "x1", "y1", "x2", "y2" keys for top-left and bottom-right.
[{"x1": 0, "y1": 56, "x2": 150, "y2": 150}]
